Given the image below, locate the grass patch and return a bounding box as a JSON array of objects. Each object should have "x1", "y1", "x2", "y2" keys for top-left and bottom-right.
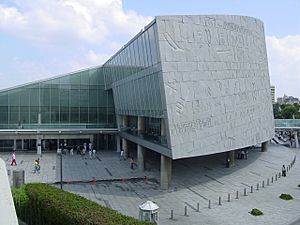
[
  {"x1": 280, "y1": 193, "x2": 293, "y2": 200},
  {"x1": 250, "y1": 208, "x2": 263, "y2": 216}
]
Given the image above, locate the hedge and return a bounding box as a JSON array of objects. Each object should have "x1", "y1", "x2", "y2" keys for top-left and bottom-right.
[{"x1": 12, "y1": 183, "x2": 153, "y2": 225}]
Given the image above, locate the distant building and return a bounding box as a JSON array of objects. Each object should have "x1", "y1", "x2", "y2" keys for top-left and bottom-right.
[
  {"x1": 271, "y1": 85, "x2": 275, "y2": 104},
  {"x1": 277, "y1": 94, "x2": 300, "y2": 105}
]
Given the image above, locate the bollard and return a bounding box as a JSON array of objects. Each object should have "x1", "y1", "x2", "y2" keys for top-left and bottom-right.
[
  {"x1": 256, "y1": 183, "x2": 259, "y2": 190},
  {"x1": 262, "y1": 181, "x2": 265, "y2": 188},
  {"x1": 236, "y1": 191, "x2": 239, "y2": 199},
  {"x1": 208, "y1": 200, "x2": 211, "y2": 209},
  {"x1": 250, "y1": 186, "x2": 253, "y2": 193},
  {"x1": 244, "y1": 188, "x2": 247, "y2": 196},
  {"x1": 170, "y1": 210, "x2": 174, "y2": 219},
  {"x1": 197, "y1": 203, "x2": 200, "y2": 212},
  {"x1": 267, "y1": 178, "x2": 269, "y2": 186},
  {"x1": 275, "y1": 174, "x2": 277, "y2": 181},
  {"x1": 272, "y1": 176, "x2": 274, "y2": 183},
  {"x1": 184, "y1": 206, "x2": 188, "y2": 216},
  {"x1": 218, "y1": 197, "x2": 222, "y2": 205},
  {"x1": 228, "y1": 193, "x2": 231, "y2": 202}
]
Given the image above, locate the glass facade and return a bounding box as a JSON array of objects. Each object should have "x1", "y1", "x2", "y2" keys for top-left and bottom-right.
[
  {"x1": 103, "y1": 22, "x2": 165, "y2": 118},
  {"x1": 0, "y1": 68, "x2": 116, "y2": 129}
]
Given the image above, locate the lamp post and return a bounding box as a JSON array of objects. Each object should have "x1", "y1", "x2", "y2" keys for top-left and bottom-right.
[
  {"x1": 60, "y1": 152, "x2": 63, "y2": 189},
  {"x1": 58, "y1": 130, "x2": 63, "y2": 189}
]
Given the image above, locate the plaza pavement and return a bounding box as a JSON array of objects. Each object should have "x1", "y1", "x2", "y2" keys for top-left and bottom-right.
[{"x1": 1, "y1": 144, "x2": 299, "y2": 225}]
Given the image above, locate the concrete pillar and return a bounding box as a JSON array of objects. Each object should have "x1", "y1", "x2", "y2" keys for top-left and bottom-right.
[
  {"x1": 37, "y1": 138, "x2": 42, "y2": 155},
  {"x1": 21, "y1": 139, "x2": 24, "y2": 150},
  {"x1": 13, "y1": 139, "x2": 16, "y2": 150},
  {"x1": 122, "y1": 115, "x2": 128, "y2": 157},
  {"x1": 122, "y1": 138, "x2": 128, "y2": 158},
  {"x1": 261, "y1": 141, "x2": 268, "y2": 152},
  {"x1": 57, "y1": 139, "x2": 60, "y2": 150},
  {"x1": 138, "y1": 116, "x2": 145, "y2": 131},
  {"x1": 160, "y1": 154, "x2": 172, "y2": 189},
  {"x1": 137, "y1": 145, "x2": 145, "y2": 172},
  {"x1": 116, "y1": 135, "x2": 121, "y2": 152},
  {"x1": 226, "y1": 151, "x2": 235, "y2": 167},
  {"x1": 161, "y1": 119, "x2": 166, "y2": 136},
  {"x1": 294, "y1": 131, "x2": 299, "y2": 148},
  {"x1": 122, "y1": 115, "x2": 128, "y2": 130}
]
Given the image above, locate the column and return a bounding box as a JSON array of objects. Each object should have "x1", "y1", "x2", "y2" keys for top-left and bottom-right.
[
  {"x1": 116, "y1": 135, "x2": 121, "y2": 152},
  {"x1": 57, "y1": 139, "x2": 60, "y2": 150},
  {"x1": 161, "y1": 119, "x2": 165, "y2": 136},
  {"x1": 138, "y1": 116, "x2": 145, "y2": 131},
  {"x1": 294, "y1": 131, "x2": 299, "y2": 148},
  {"x1": 137, "y1": 145, "x2": 145, "y2": 172},
  {"x1": 261, "y1": 141, "x2": 268, "y2": 152},
  {"x1": 122, "y1": 115, "x2": 128, "y2": 157},
  {"x1": 226, "y1": 151, "x2": 235, "y2": 168},
  {"x1": 21, "y1": 139, "x2": 24, "y2": 150},
  {"x1": 13, "y1": 139, "x2": 16, "y2": 150},
  {"x1": 160, "y1": 154, "x2": 172, "y2": 189},
  {"x1": 37, "y1": 137, "x2": 42, "y2": 155},
  {"x1": 122, "y1": 139, "x2": 128, "y2": 158}
]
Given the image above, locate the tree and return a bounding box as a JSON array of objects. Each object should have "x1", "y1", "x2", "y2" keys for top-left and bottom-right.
[{"x1": 281, "y1": 105, "x2": 298, "y2": 119}]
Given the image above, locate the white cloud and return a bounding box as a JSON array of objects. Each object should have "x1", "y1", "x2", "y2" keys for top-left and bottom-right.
[
  {"x1": 0, "y1": 0, "x2": 153, "y2": 46},
  {"x1": 266, "y1": 35, "x2": 300, "y2": 99}
]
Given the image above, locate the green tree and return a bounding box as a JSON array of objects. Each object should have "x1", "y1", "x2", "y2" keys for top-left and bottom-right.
[{"x1": 281, "y1": 105, "x2": 298, "y2": 119}]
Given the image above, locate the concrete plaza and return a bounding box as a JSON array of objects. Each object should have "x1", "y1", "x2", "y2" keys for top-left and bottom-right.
[{"x1": 1, "y1": 144, "x2": 299, "y2": 225}]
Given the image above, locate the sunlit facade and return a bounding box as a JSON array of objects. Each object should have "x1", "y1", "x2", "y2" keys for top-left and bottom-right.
[{"x1": 0, "y1": 15, "x2": 274, "y2": 188}]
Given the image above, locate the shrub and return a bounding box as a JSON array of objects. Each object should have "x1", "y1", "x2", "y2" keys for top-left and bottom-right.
[
  {"x1": 13, "y1": 183, "x2": 153, "y2": 225},
  {"x1": 280, "y1": 193, "x2": 293, "y2": 200},
  {"x1": 250, "y1": 208, "x2": 263, "y2": 216},
  {"x1": 11, "y1": 185, "x2": 30, "y2": 222}
]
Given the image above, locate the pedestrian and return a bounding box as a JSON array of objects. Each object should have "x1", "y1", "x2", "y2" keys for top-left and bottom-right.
[
  {"x1": 282, "y1": 165, "x2": 286, "y2": 177},
  {"x1": 70, "y1": 148, "x2": 74, "y2": 156},
  {"x1": 120, "y1": 149, "x2": 125, "y2": 160},
  {"x1": 241, "y1": 150, "x2": 245, "y2": 160},
  {"x1": 92, "y1": 148, "x2": 96, "y2": 159},
  {"x1": 89, "y1": 149, "x2": 92, "y2": 159},
  {"x1": 33, "y1": 159, "x2": 40, "y2": 174},
  {"x1": 129, "y1": 157, "x2": 137, "y2": 170},
  {"x1": 11, "y1": 151, "x2": 17, "y2": 166}
]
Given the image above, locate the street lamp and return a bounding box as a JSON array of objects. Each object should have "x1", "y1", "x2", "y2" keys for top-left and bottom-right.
[
  {"x1": 58, "y1": 130, "x2": 63, "y2": 189},
  {"x1": 60, "y1": 151, "x2": 63, "y2": 189}
]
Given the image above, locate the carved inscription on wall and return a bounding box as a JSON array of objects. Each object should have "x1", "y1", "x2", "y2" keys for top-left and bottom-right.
[{"x1": 157, "y1": 15, "x2": 274, "y2": 159}]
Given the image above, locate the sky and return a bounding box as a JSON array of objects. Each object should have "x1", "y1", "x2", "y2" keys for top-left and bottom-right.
[{"x1": 0, "y1": 0, "x2": 299, "y2": 98}]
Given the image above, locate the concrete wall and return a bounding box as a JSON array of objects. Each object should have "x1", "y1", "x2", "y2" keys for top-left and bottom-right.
[
  {"x1": 156, "y1": 15, "x2": 274, "y2": 159},
  {"x1": 0, "y1": 159, "x2": 18, "y2": 225}
]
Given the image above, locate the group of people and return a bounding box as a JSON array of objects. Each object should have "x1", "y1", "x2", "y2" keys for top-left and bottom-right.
[
  {"x1": 237, "y1": 149, "x2": 248, "y2": 160},
  {"x1": 60, "y1": 142, "x2": 97, "y2": 159}
]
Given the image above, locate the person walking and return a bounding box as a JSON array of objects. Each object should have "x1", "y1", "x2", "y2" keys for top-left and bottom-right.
[
  {"x1": 282, "y1": 165, "x2": 286, "y2": 177},
  {"x1": 120, "y1": 149, "x2": 125, "y2": 160},
  {"x1": 33, "y1": 159, "x2": 40, "y2": 174},
  {"x1": 11, "y1": 151, "x2": 17, "y2": 166},
  {"x1": 92, "y1": 148, "x2": 96, "y2": 159},
  {"x1": 89, "y1": 149, "x2": 92, "y2": 159},
  {"x1": 129, "y1": 157, "x2": 137, "y2": 171}
]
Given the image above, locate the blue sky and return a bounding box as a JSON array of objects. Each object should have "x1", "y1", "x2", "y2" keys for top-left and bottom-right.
[{"x1": 0, "y1": 0, "x2": 299, "y2": 98}]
